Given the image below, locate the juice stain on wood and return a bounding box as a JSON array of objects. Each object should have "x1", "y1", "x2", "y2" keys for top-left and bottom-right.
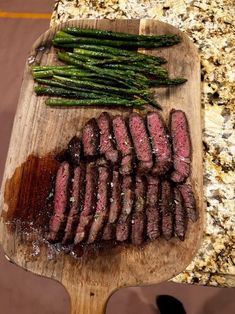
[
  {"x1": 2, "y1": 154, "x2": 60, "y2": 237},
  {"x1": 1, "y1": 154, "x2": 124, "y2": 261}
]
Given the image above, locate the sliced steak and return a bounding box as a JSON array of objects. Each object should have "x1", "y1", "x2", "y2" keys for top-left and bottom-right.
[
  {"x1": 96, "y1": 156, "x2": 109, "y2": 167},
  {"x1": 102, "y1": 170, "x2": 122, "y2": 241},
  {"x1": 68, "y1": 136, "x2": 82, "y2": 166},
  {"x1": 170, "y1": 109, "x2": 191, "y2": 182},
  {"x1": 62, "y1": 165, "x2": 85, "y2": 243},
  {"x1": 160, "y1": 180, "x2": 174, "y2": 240},
  {"x1": 112, "y1": 115, "x2": 134, "y2": 175},
  {"x1": 147, "y1": 111, "x2": 172, "y2": 176},
  {"x1": 131, "y1": 176, "x2": 146, "y2": 245},
  {"x1": 97, "y1": 112, "x2": 120, "y2": 164},
  {"x1": 87, "y1": 165, "x2": 111, "y2": 244},
  {"x1": 146, "y1": 175, "x2": 161, "y2": 240},
  {"x1": 116, "y1": 175, "x2": 134, "y2": 242},
  {"x1": 82, "y1": 118, "x2": 100, "y2": 158},
  {"x1": 74, "y1": 162, "x2": 98, "y2": 244},
  {"x1": 121, "y1": 154, "x2": 134, "y2": 176},
  {"x1": 171, "y1": 158, "x2": 190, "y2": 183},
  {"x1": 174, "y1": 187, "x2": 187, "y2": 241},
  {"x1": 102, "y1": 224, "x2": 113, "y2": 241},
  {"x1": 48, "y1": 162, "x2": 71, "y2": 242},
  {"x1": 178, "y1": 183, "x2": 198, "y2": 222},
  {"x1": 108, "y1": 170, "x2": 122, "y2": 224},
  {"x1": 129, "y1": 113, "x2": 153, "y2": 173}
]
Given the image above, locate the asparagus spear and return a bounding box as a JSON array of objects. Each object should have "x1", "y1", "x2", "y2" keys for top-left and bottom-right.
[
  {"x1": 53, "y1": 35, "x2": 181, "y2": 49},
  {"x1": 32, "y1": 70, "x2": 54, "y2": 78},
  {"x1": 73, "y1": 48, "x2": 115, "y2": 59},
  {"x1": 32, "y1": 61, "x2": 151, "y2": 87},
  {"x1": 58, "y1": 52, "x2": 96, "y2": 63},
  {"x1": 57, "y1": 52, "x2": 149, "y2": 88},
  {"x1": 53, "y1": 75, "x2": 160, "y2": 108},
  {"x1": 34, "y1": 85, "x2": 110, "y2": 99},
  {"x1": 57, "y1": 51, "x2": 165, "y2": 81},
  {"x1": 104, "y1": 63, "x2": 168, "y2": 77},
  {"x1": 58, "y1": 51, "x2": 94, "y2": 67},
  {"x1": 54, "y1": 31, "x2": 77, "y2": 38},
  {"x1": 73, "y1": 48, "x2": 160, "y2": 65},
  {"x1": 88, "y1": 56, "x2": 147, "y2": 65},
  {"x1": 32, "y1": 65, "x2": 77, "y2": 72},
  {"x1": 74, "y1": 45, "x2": 167, "y2": 64},
  {"x1": 35, "y1": 78, "x2": 122, "y2": 97},
  {"x1": 32, "y1": 64, "x2": 186, "y2": 88},
  {"x1": 46, "y1": 97, "x2": 147, "y2": 108},
  {"x1": 61, "y1": 27, "x2": 181, "y2": 44},
  {"x1": 53, "y1": 69, "x2": 133, "y2": 88},
  {"x1": 33, "y1": 67, "x2": 130, "y2": 87},
  {"x1": 52, "y1": 69, "x2": 91, "y2": 77},
  {"x1": 70, "y1": 51, "x2": 153, "y2": 66},
  {"x1": 149, "y1": 78, "x2": 187, "y2": 87},
  {"x1": 32, "y1": 58, "x2": 149, "y2": 86},
  {"x1": 53, "y1": 75, "x2": 147, "y2": 96}
]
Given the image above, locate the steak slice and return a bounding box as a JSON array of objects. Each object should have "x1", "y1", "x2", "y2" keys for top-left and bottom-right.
[
  {"x1": 68, "y1": 136, "x2": 82, "y2": 166},
  {"x1": 160, "y1": 180, "x2": 174, "y2": 240},
  {"x1": 173, "y1": 187, "x2": 187, "y2": 241},
  {"x1": 170, "y1": 109, "x2": 191, "y2": 182},
  {"x1": 178, "y1": 183, "x2": 198, "y2": 222},
  {"x1": 62, "y1": 165, "x2": 85, "y2": 244},
  {"x1": 48, "y1": 162, "x2": 71, "y2": 242},
  {"x1": 129, "y1": 113, "x2": 153, "y2": 173},
  {"x1": 146, "y1": 175, "x2": 161, "y2": 240},
  {"x1": 82, "y1": 118, "x2": 100, "y2": 158},
  {"x1": 112, "y1": 115, "x2": 134, "y2": 175},
  {"x1": 74, "y1": 162, "x2": 98, "y2": 244},
  {"x1": 116, "y1": 175, "x2": 134, "y2": 242},
  {"x1": 97, "y1": 112, "x2": 120, "y2": 164},
  {"x1": 131, "y1": 176, "x2": 146, "y2": 245},
  {"x1": 121, "y1": 154, "x2": 134, "y2": 176},
  {"x1": 87, "y1": 164, "x2": 111, "y2": 244},
  {"x1": 147, "y1": 111, "x2": 172, "y2": 176},
  {"x1": 102, "y1": 170, "x2": 122, "y2": 241}
]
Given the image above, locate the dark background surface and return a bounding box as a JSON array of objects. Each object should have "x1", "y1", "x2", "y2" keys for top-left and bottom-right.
[{"x1": 0, "y1": 1, "x2": 234, "y2": 313}]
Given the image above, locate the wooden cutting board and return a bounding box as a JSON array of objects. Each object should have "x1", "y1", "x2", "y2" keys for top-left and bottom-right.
[{"x1": 0, "y1": 19, "x2": 203, "y2": 314}]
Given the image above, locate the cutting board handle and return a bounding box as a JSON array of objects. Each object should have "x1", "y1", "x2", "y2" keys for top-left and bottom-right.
[{"x1": 63, "y1": 281, "x2": 115, "y2": 314}]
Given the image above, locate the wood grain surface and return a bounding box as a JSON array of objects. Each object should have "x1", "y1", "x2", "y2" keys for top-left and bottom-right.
[{"x1": 0, "y1": 19, "x2": 203, "y2": 314}]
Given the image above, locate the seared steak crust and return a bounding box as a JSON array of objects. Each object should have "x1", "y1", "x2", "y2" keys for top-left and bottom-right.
[
  {"x1": 63, "y1": 165, "x2": 85, "y2": 243},
  {"x1": 102, "y1": 170, "x2": 122, "y2": 241},
  {"x1": 48, "y1": 162, "x2": 71, "y2": 242},
  {"x1": 116, "y1": 175, "x2": 134, "y2": 242},
  {"x1": 170, "y1": 109, "x2": 191, "y2": 182},
  {"x1": 146, "y1": 175, "x2": 161, "y2": 240},
  {"x1": 87, "y1": 164, "x2": 111, "y2": 244},
  {"x1": 131, "y1": 176, "x2": 147, "y2": 245},
  {"x1": 97, "y1": 112, "x2": 120, "y2": 164},
  {"x1": 129, "y1": 113, "x2": 153, "y2": 173},
  {"x1": 178, "y1": 183, "x2": 198, "y2": 222},
  {"x1": 147, "y1": 111, "x2": 172, "y2": 176},
  {"x1": 82, "y1": 118, "x2": 100, "y2": 158},
  {"x1": 160, "y1": 180, "x2": 174, "y2": 240},
  {"x1": 112, "y1": 115, "x2": 134, "y2": 175},
  {"x1": 174, "y1": 187, "x2": 187, "y2": 241},
  {"x1": 74, "y1": 162, "x2": 98, "y2": 244}
]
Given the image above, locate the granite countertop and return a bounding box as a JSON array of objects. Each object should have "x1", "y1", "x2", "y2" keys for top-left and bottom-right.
[{"x1": 50, "y1": 0, "x2": 235, "y2": 287}]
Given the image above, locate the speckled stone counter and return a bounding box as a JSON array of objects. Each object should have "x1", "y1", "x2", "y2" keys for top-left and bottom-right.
[{"x1": 50, "y1": 0, "x2": 235, "y2": 287}]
